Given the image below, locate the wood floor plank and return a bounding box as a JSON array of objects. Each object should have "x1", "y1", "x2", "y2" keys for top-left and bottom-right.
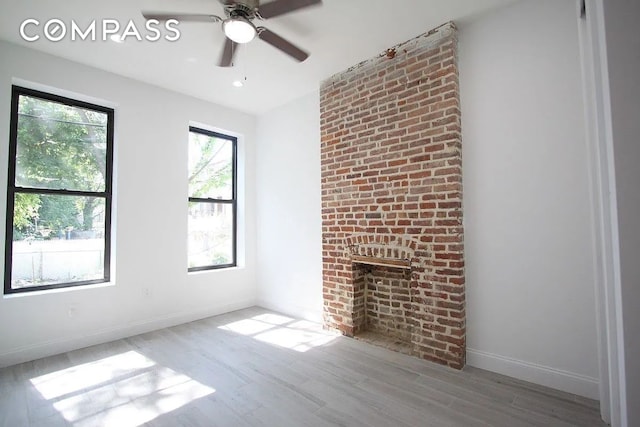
[
  {"x1": 464, "y1": 365, "x2": 591, "y2": 405},
  {"x1": 0, "y1": 307, "x2": 606, "y2": 427},
  {"x1": 0, "y1": 381, "x2": 30, "y2": 427},
  {"x1": 299, "y1": 379, "x2": 417, "y2": 427},
  {"x1": 354, "y1": 378, "x2": 487, "y2": 427},
  {"x1": 357, "y1": 376, "x2": 455, "y2": 411},
  {"x1": 512, "y1": 394, "x2": 605, "y2": 426},
  {"x1": 181, "y1": 395, "x2": 254, "y2": 427}
]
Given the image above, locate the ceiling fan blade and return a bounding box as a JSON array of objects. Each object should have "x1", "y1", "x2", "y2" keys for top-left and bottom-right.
[
  {"x1": 258, "y1": 0, "x2": 321, "y2": 19},
  {"x1": 257, "y1": 27, "x2": 309, "y2": 62},
  {"x1": 142, "y1": 12, "x2": 222, "y2": 22},
  {"x1": 219, "y1": 38, "x2": 238, "y2": 67}
]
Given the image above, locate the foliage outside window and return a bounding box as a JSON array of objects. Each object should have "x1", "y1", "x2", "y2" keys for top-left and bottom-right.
[
  {"x1": 188, "y1": 127, "x2": 237, "y2": 271},
  {"x1": 4, "y1": 86, "x2": 113, "y2": 294}
]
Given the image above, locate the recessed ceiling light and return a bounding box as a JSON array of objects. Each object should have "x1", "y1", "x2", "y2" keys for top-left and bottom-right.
[
  {"x1": 232, "y1": 80, "x2": 244, "y2": 88},
  {"x1": 109, "y1": 34, "x2": 124, "y2": 43}
]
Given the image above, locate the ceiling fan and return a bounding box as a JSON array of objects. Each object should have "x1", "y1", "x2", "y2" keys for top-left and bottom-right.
[{"x1": 142, "y1": 0, "x2": 321, "y2": 67}]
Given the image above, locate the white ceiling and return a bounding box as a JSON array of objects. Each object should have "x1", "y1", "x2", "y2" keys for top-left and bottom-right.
[{"x1": 0, "y1": 0, "x2": 519, "y2": 115}]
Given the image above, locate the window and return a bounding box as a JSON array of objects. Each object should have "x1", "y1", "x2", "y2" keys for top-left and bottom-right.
[
  {"x1": 188, "y1": 127, "x2": 237, "y2": 271},
  {"x1": 4, "y1": 86, "x2": 114, "y2": 294}
]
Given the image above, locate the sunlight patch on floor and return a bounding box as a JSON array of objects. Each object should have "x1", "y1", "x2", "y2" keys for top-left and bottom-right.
[
  {"x1": 218, "y1": 313, "x2": 339, "y2": 352},
  {"x1": 29, "y1": 351, "x2": 215, "y2": 426},
  {"x1": 218, "y1": 318, "x2": 276, "y2": 335},
  {"x1": 252, "y1": 313, "x2": 296, "y2": 325},
  {"x1": 30, "y1": 351, "x2": 155, "y2": 400}
]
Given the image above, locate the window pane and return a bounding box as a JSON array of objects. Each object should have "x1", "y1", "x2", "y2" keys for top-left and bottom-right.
[
  {"x1": 15, "y1": 95, "x2": 107, "y2": 192},
  {"x1": 188, "y1": 131, "x2": 233, "y2": 199},
  {"x1": 11, "y1": 193, "x2": 106, "y2": 289},
  {"x1": 188, "y1": 202, "x2": 233, "y2": 268}
]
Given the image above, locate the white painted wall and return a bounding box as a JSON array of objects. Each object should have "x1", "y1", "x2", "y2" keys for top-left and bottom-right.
[
  {"x1": 255, "y1": 92, "x2": 323, "y2": 322},
  {"x1": 459, "y1": 0, "x2": 600, "y2": 398},
  {"x1": 599, "y1": 0, "x2": 640, "y2": 424},
  {"x1": 0, "y1": 41, "x2": 257, "y2": 367}
]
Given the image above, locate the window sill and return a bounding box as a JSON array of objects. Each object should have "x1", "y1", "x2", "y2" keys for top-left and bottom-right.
[
  {"x1": 187, "y1": 266, "x2": 244, "y2": 276},
  {"x1": 3, "y1": 281, "x2": 115, "y2": 299}
]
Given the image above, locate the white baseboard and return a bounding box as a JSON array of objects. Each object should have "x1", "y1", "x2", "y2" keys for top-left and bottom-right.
[
  {"x1": 0, "y1": 299, "x2": 255, "y2": 368},
  {"x1": 466, "y1": 348, "x2": 600, "y2": 400},
  {"x1": 257, "y1": 297, "x2": 323, "y2": 323}
]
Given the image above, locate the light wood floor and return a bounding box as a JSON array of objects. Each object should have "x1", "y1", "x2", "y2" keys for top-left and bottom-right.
[{"x1": 0, "y1": 307, "x2": 606, "y2": 427}]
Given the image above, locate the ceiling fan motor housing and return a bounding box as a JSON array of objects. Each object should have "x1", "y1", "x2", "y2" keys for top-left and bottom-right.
[{"x1": 223, "y1": 0, "x2": 260, "y2": 20}]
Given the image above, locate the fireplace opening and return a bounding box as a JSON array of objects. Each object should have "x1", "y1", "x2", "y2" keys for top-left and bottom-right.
[{"x1": 353, "y1": 263, "x2": 414, "y2": 355}]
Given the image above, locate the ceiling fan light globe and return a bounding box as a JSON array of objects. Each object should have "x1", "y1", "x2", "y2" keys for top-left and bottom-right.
[{"x1": 223, "y1": 18, "x2": 256, "y2": 44}]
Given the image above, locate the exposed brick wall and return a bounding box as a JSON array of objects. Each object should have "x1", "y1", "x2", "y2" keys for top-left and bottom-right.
[{"x1": 320, "y1": 22, "x2": 465, "y2": 369}]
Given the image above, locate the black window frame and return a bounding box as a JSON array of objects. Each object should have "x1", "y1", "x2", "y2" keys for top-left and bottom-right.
[
  {"x1": 4, "y1": 86, "x2": 114, "y2": 295},
  {"x1": 188, "y1": 126, "x2": 237, "y2": 272}
]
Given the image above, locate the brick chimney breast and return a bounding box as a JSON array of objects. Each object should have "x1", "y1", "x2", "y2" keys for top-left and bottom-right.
[{"x1": 320, "y1": 22, "x2": 465, "y2": 369}]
